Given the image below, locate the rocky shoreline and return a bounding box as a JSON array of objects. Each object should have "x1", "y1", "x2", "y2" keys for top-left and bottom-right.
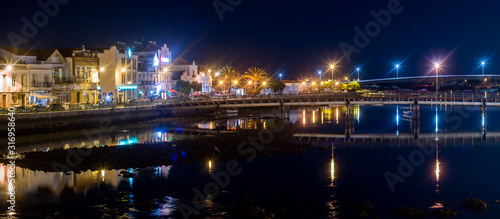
[{"x1": 2, "y1": 129, "x2": 309, "y2": 172}]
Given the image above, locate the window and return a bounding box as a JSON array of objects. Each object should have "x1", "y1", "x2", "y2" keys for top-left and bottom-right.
[
  {"x1": 122, "y1": 73, "x2": 125, "y2": 84},
  {"x1": 121, "y1": 58, "x2": 126, "y2": 67},
  {"x1": 127, "y1": 58, "x2": 131, "y2": 69},
  {"x1": 32, "y1": 75, "x2": 37, "y2": 85},
  {"x1": 132, "y1": 59, "x2": 137, "y2": 70},
  {"x1": 44, "y1": 75, "x2": 48, "y2": 85},
  {"x1": 133, "y1": 72, "x2": 136, "y2": 84},
  {"x1": 12, "y1": 75, "x2": 16, "y2": 87},
  {"x1": 21, "y1": 75, "x2": 26, "y2": 87}
]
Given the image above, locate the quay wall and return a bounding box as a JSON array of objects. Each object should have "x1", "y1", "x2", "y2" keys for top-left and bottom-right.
[{"x1": 0, "y1": 106, "x2": 213, "y2": 135}]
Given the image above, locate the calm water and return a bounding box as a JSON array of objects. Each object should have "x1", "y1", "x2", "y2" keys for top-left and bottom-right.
[{"x1": 2, "y1": 105, "x2": 500, "y2": 218}]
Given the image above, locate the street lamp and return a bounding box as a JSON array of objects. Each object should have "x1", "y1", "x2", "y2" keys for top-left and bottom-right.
[
  {"x1": 100, "y1": 67, "x2": 105, "y2": 72},
  {"x1": 318, "y1": 71, "x2": 322, "y2": 81},
  {"x1": 434, "y1": 62, "x2": 440, "y2": 93},
  {"x1": 356, "y1": 67, "x2": 360, "y2": 81},
  {"x1": 6, "y1": 65, "x2": 13, "y2": 71},
  {"x1": 279, "y1": 73, "x2": 283, "y2": 80},
  {"x1": 395, "y1": 64, "x2": 400, "y2": 79},
  {"x1": 481, "y1": 61, "x2": 486, "y2": 76},
  {"x1": 330, "y1": 65, "x2": 335, "y2": 91}
]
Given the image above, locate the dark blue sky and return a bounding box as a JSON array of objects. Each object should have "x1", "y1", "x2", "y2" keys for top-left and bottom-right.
[{"x1": 1, "y1": 0, "x2": 499, "y2": 79}]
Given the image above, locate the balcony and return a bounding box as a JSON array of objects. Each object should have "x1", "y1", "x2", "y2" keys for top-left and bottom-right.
[{"x1": 31, "y1": 82, "x2": 53, "y2": 88}]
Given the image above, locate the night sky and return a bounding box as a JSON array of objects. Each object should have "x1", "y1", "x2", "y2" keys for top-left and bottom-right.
[{"x1": 0, "y1": 0, "x2": 499, "y2": 79}]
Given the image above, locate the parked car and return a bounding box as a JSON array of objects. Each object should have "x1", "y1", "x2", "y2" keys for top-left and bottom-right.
[
  {"x1": 126, "y1": 99, "x2": 139, "y2": 106},
  {"x1": 16, "y1": 106, "x2": 32, "y2": 113},
  {"x1": 84, "y1": 103, "x2": 97, "y2": 109},
  {"x1": 0, "y1": 107, "x2": 9, "y2": 114},
  {"x1": 68, "y1": 104, "x2": 82, "y2": 110},
  {"x1": 30, "y1": 104, "x2": 48, "y2": 112},
  {"x1": 48, "y1": 104, "x2": 65, "y2": 111}
]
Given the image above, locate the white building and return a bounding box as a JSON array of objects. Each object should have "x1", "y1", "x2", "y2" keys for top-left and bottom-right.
[
  {"x1": 282, "y1": 80, "x2": 301, "y2": 95},
  {"x1": 169, "y1": 58, "x2": 212, "y2": 94},
  {"x1": 95, "y1": 43, "x2": 138, "y2": 102},
  {"x1": 194, "y1": 72, "x2": 212, "y2": 93},
  {"x1": 0, "y1": 47, "x2": 65, "y2": 108},
  {"x1": 133, "y1": 41, "x2": 172, "y2": 98}
]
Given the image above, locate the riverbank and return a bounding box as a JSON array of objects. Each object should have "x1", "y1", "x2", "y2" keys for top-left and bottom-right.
[{"x1": 0, "y1": 106, "x2": 215, "y2": 135}]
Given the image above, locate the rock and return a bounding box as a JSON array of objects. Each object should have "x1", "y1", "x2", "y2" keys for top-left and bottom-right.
[{"x1": 463, "y1": 198, "x2": 488, "y2": 211}]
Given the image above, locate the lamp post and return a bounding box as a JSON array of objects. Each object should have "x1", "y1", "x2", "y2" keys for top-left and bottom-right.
[
  {"x1": 318, "y1": 71, "x2": 322, "y2": 81},
  {"x1": 481, "y1": 61, "x2": 485, "y2": 76},
  {"x1": 434, "y1": 63, "x2": 440, "y2": 93},
  {"x1": 356, "y1": 68, "x2": 360, "y2": 81},
  {"x1": 279, "y1": 73, "x2": 283, "y2": 80},
  {"x1": 263, "y1": 81, "x2": 267, "y2": 94},
  {"x1": 330, "y1": 65, "x2": 335, "y2": 92},
  {"x1": 395, "y1": 64, "x2": 400, "y2": 79}
]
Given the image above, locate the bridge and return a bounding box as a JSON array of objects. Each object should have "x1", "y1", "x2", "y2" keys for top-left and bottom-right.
[
  {"x1": 164, "y1": 92, "x2": 499, "y2": 119},
  {"x1": 293, "y1": 131, "x2": 497, "y2": 148},
  {"x1": 358, "y1": 74, "x2": 500, "y2": 86}
]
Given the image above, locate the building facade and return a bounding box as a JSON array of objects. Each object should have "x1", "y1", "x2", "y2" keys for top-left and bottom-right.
[
  {"x1": 53, "y1": 47, "x2": 100, "y2": 104},
  {"x1": 96, "y1": 44, "x2": 138, "y2": 102},
  {"x1": 0, "y1": 47, "x2": 63, "y2": 108},
  {"x1": 133, "y1": 41, "x2": 172, "y2": 98}
]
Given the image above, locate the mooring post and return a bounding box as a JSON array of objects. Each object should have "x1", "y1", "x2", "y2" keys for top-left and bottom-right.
[
  {"x1": 413, "y1": 99, "x2": 420, "y2": 121},
  {"x1": 215, "y1": 103, "x2": 221, "y2": 119}
]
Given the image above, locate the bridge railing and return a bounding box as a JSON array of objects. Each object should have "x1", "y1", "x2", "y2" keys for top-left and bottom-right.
[{"x1": 162, "y1": 91, "x2": 500, "y2": 107}]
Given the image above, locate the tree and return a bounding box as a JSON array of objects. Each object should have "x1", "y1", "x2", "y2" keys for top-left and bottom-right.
[
  {"x1": 175, "y1": 80, "x2": 202, "y2": 95},
  {"x1": 269, "y1": 79, "x2": 286, "y2": 94},
  {"x1": 348, "y1": 81, "x2": 361, "y2": 91},
  {"x1": 222, "y1": 66, "x2": 239, "y2": 93},
  {"x1": 244, "y1": 67, "x2": 268, "y2": 92}
]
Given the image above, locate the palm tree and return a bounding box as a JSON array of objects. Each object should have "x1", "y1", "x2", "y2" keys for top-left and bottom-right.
[
  {"x1": 244, "y1": 67, "x2": 268, "y2": 92},
  {"x1": 222, "y1": 66, "x2": 239, "y2": 94}
]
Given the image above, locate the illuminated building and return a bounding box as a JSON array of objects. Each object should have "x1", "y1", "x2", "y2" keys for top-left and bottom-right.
[
  {"x1": 54, "y1": 46, "x2": 100, "y2": 104},
  {"x1": 132, "y1": 41, "x2": 173, "y2": 97},
  {"x1": 0, "y1": 47, "x2": 64, "y2": 107},
  {"x1": 95, "y1": 43, "x2": 139, "y2": 102}
]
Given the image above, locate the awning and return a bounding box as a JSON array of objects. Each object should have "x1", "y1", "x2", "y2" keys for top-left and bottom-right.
[{"x1": 32, "y1": 93, "x2": 58, "y2": 99}]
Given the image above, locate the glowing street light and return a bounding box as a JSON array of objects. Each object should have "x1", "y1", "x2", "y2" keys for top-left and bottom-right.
[
  {"x1": 395, "y1": 64, "x2": 400, "y2": 79},
  {"x1": 6, "y1": 65, "x2": 12, "y2": 71},
  {"x1": 356, "y1": 67, "x2": 360, "y2": 80},
  {"x1": 121, "y1": 68, "x2": 126, "y2": 72},
  {"x1": 248, "y1": 81, "x2": 252, "y2": 85},
  {"x1": 318, "y1": 71, "x2": 322, "y2": 81},
  {"x1": 330, "y1": 64, "x2": 335, "y2": 91},
  {"x1": 481, "y1": 61, "x2": 486, "y2": 76},
  {"x1": 234, "y1": 80, "x2": 238, "y2": 84},
  {"x1": 100, "y1": 67, "x2": 105, "y2": 72},
  {"x1": 279, "y1": 73, "x2": 283, "y2": 80},
  {"x1": 434, "y1": 62, "x2": 440, "y2": 93}
]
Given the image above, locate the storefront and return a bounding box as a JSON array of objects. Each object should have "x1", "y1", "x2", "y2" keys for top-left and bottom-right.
[
  {"x1": 31, "y1": 92, "x2": 58, "y2": 106},
  {"x1": 116, "y1": 85, "x2": 138, "y2": 102}
]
